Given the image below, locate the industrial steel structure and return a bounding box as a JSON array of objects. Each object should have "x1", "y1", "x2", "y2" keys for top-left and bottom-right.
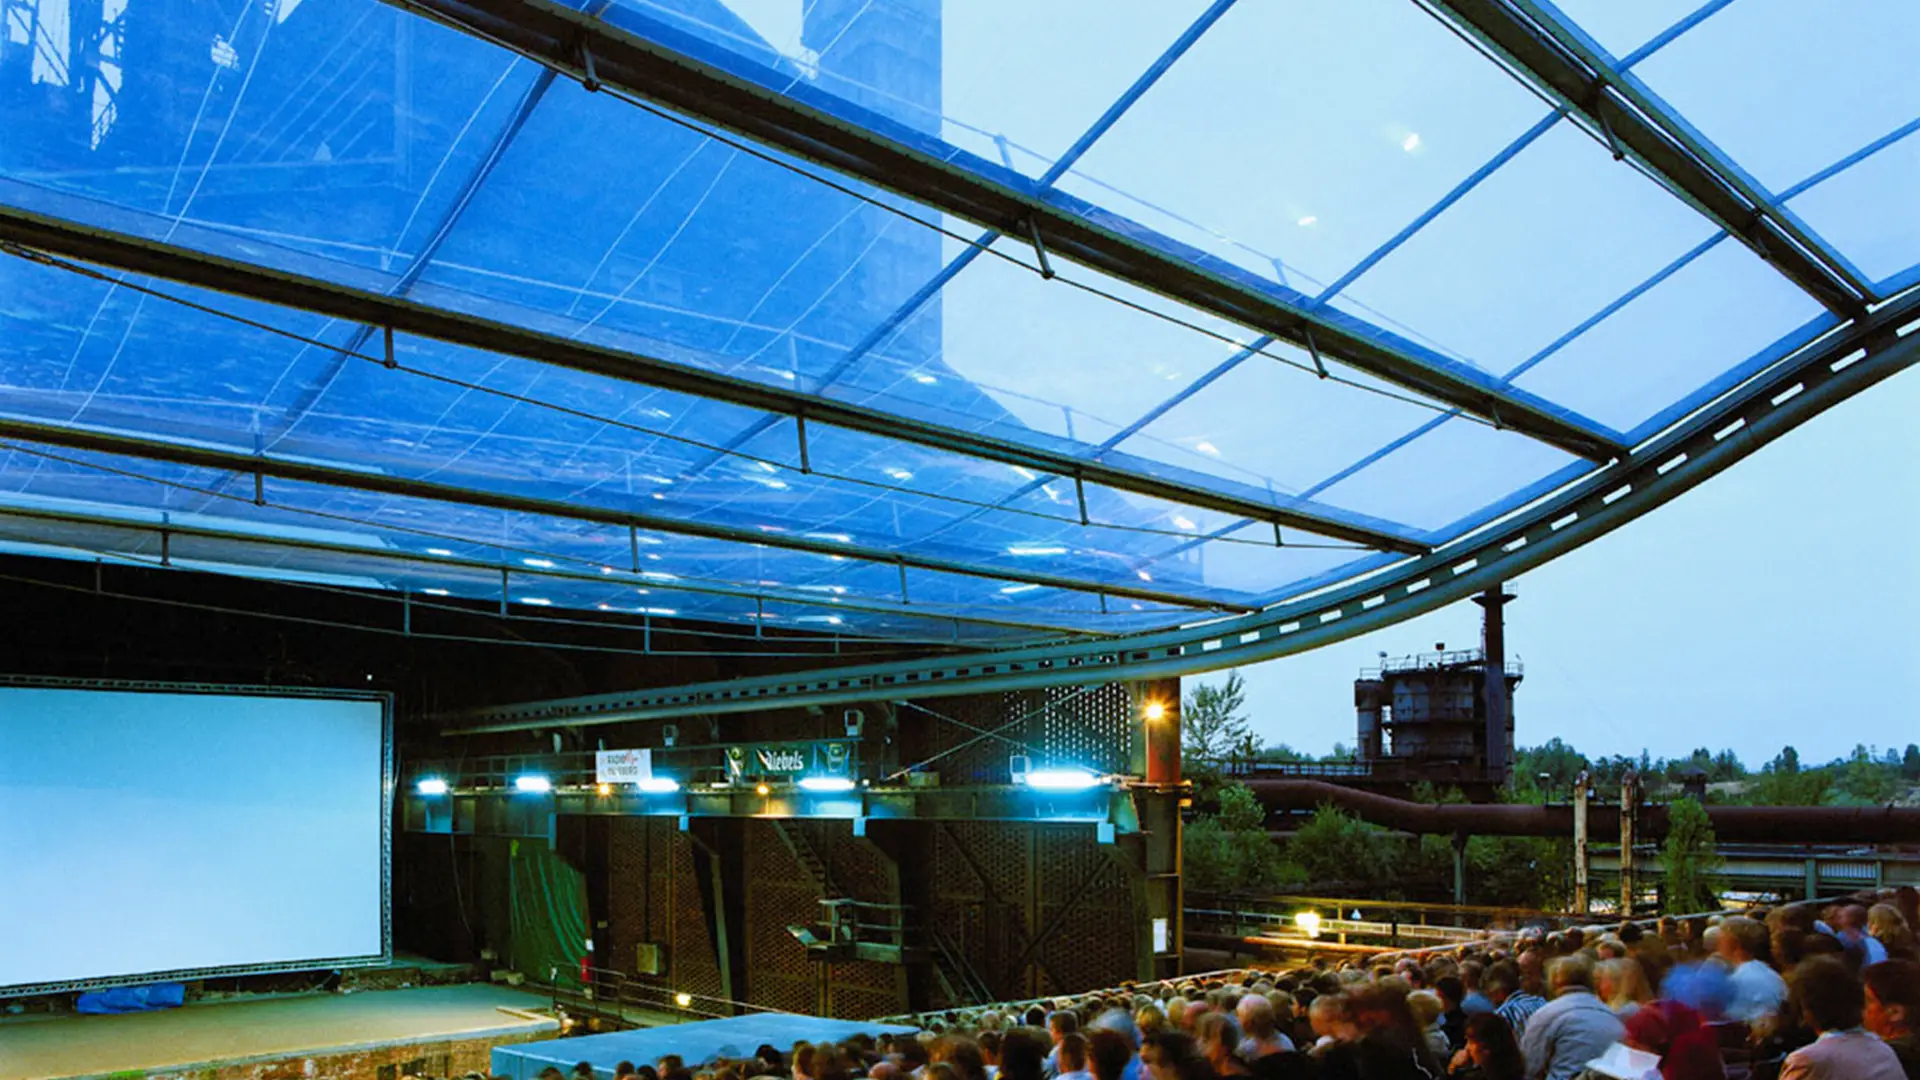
[{"x1": 2, "y1": 0, "x2": 1914, "y2": 685}]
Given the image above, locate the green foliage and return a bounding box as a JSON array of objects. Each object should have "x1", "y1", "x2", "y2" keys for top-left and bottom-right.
[
  {"x1": 1182, "y1": 783, "x2": 1302, "y2": 894},
  {"x1": 1748, "y1": 744, "x2": 1834, "y2": 806},
  {"x1": 1905, "y1": 744, "x2": 1920, "y2": 781},
  {"x1": 1284, "y1": 805, "x2": 1400, "y2": 886},
  {"x1": 1835, "y1": 744, "x2": 1901, "y2": 804},
  {"x1": 1182, "y1": 671, "x2": 1254, "y2": 780},
  {"x1": 1660, "y1": 796, "x2": 1724, "y2": 912}
]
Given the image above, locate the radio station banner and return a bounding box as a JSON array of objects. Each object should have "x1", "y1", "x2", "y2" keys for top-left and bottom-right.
[
  {"x1": 725, "y1": 740, "x2": 851, "y2": 779},
  {"x1": 596, "y1": 748, "x2": 653, "y2": 784}
]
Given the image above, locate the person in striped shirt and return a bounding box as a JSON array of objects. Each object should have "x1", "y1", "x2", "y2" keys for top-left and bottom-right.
[{"x1": 1486, "y1": 961, "x2": 1547, "y2": 1040}]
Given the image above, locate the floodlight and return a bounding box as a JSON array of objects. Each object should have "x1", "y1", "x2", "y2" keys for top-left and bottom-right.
[
  {"x1": 637, "y1": 777, "x2": 681, "y2": 794},
  {"x1": 1023, "y1": 768, "x2": 1101, "y2": 791},
  {"x1": 798, "y1": 776, "x2": 855, "y2": 793},
  {"x1": 514, "y1": 774, "x2": 552, "y2": 794},
  {"x1": 416, "y1": 777, "x2": 449, "y2": 796}
]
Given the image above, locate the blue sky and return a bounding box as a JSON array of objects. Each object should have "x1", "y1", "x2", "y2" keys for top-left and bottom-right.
[{"x1": 1190, "y1": 362, "x2": 1920, "y2": 765}]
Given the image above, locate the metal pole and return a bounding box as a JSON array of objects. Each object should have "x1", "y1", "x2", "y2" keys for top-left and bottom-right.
[
  {"x1": 1620, "y1": 771, "x2": 1639, "y2": 916},
  {"x1": 1573, "y1": 770, "x2": 1590, "y2": 915}
]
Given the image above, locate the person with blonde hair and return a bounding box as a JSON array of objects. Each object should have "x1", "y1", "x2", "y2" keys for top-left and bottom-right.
[
  {"x1": 1870, "y1": 903, "x2": 1917, "y2": 962},
  {"x1": 1405, "y1": 989, "x2": 1451, "y2": 1063},
  {"x1": 1595, "y1": 957, "x2": 1651, "y2": 1017}
]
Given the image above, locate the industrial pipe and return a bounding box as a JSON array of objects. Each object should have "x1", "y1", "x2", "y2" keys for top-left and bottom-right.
[{"x1": 1248, "y1": 780, "x2": 1920, "y2": 844}]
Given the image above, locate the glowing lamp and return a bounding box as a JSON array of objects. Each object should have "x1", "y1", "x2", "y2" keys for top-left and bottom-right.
[
  {"x1": 514, "y1": 774, "x2": 552, "y2": 794},
  {"x1": 415, "y1": 778, "x2": 449, "y2": 796},
  {"x1": 637, "y1": 777, "x2": 681, "y2": 794},
  {"x1": 1023, "y1": 768, "x2": 1101, "y2": 791},
  {"x1": 798, "y1": 776, "x2": 856, "y2": 793},
  {"x1": 1295, "y1": 911, "x2": 1322, "y2": 939}
]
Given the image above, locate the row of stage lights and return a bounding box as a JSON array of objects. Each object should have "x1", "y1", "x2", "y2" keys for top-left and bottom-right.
[{"x1": 412, "y1": 765, "x2": 1106, "y2": 797}]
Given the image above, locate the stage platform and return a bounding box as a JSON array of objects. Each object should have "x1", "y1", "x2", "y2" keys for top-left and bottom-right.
[
  {"x1": 492, "y1": 1014, "x2": 920, "y2": 1080},
  {"x1": 0, "y1": 983, "x2": 558, "y2": 1080}
]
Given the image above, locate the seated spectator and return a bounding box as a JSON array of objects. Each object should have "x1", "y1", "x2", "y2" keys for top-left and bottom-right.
[
  {"x1": 1141, "y1": 1032, "x2": 1216, "y2": 1080},
  {"x1": 1863, "y1": 959, "x2": 1920, "y2": 1080},
  {"x1": 1459, "y1": 962, "x2": 1495, "y2": 1017},
  {"x1": 1718, "y1": 916, "x2": 1789, "y2": 1026},
  {"x1": 1840, "y1": 905, "x2": 1891, "y2": 967},
  {"x1": 1194, "y1": 1011, "x2": 1251, "y2": 1078},
  {"x1": 1319, "y1": 984, "x2": 1442, "y2": 1079},
  {"x1": 1596, "y1": 957, "x2": 1652, "y2": 1017},
  {"x1": 1000, "y1": 1029, "x2": 1049, "y2": 1080},
  {"x1": 1307, "y1": 994, "x2": 1355, "y2": 1055},
  {"x1": 1485, "y1": 962, "x2": 1545, "y2": 1040},
  {"x1": 1235, "y1": 992, "x2": 1293, "y2": 1058},
  {"x1": 1780, "y1": 957, "x2": 1905, "y2": 1079},
  {"x1": 1622, "y1": 1000, "x2": 1724, "y2": 1080},
  {"x1": 1449, "y1": 1012, "x2": 1526, "y2": 1080},
  {"x1": 933, "y1": 1036, "x2": 989, "y2": 1080},
  {"x1": 1407, "y1": 990, "x2": 1451, "y2": 1064},
  {"x1": 1434, "y1": 976, "x2": 1469, "y2": 1051},
  {"x1": 616, "y1": 1063, "x2": 638, "y2": 1080},
  {"x1": 1052, "y1": 1034, "x2": 1090, "y2": 1080},
  {"x1": 1519, "y1": 955, "x2": 1624, "y2": 1080},
  {"x1": 1871, "y1": 905, "x2": 1918, "y2": 963},
  {"x1": 1086, "y1": 1030, "x2": 1133, "y2": 1080}
]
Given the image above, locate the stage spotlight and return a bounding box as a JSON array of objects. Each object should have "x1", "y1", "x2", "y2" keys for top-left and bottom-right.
[
  {"x1": 514, "y1": 774, "x2": 552, "y2": 794},
  {"x1": 416, "y1": 778, "x2": 449, "y2": 796},
  {"x1": 596, "y1": 783, "x2": 612, "y2": 796},
  {"x1": 637, "y1": 777, "x2": 681, "y2": 794},
  {"x1": 1143, "y1": 701, "x2": 1166, "y2": 723},
  {"x1": 1022, "y1": 768, "x2": 1101, "y2": 791},
  {"x1": 675, "y1": 991, "x2": 693, "y2": 1008},
  {"x1": 798, "y1": 776, "x2": 855, "y2": 793},
  {"x1": 1295, "y1": 911, "x2": 1322, "y2": 939},
  {"x1": 755, "y1": 782, "x2": 771, "y2": 796}
]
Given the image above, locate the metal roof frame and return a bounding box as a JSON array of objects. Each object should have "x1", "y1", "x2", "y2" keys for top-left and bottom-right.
[
  {"x1": 0, "y1": 207, "x2": 1427, "y2": 557},
  {"x1": 1425, "y1": 0, "x2": 1871, "y2": 318},
  {"x1": 379, "y1": 0, "x2": 1630, "y2": 466},
  {"x1": 439, "y1": 285, "x2": 1920, "y2": 733},
  {"x1": 0, "y1": 500, "x2": 1107, "y2": 639},
  {"x1": 0, "y1": 414, "x2": 1252, "y2": 612}
]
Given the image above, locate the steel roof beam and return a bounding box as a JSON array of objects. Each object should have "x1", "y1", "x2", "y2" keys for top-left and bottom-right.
[
  {"x1": 438, "y1": 288, "x2": 1920, "y2": 733},
  {"x1": 0, "y1": 501, "x2": 1107, "y2": 638},
  {"x1": 0, "y1": 207, "x2": 1426, "y2": 556},
  {"x1": 377, "y1": 0, "x2": 1628, "y2": 466},
  {"x1": 0, "y1": 415, "x2": 1255, "y2": 612},
  {"x1": 1427, "y1": 0, "x2": 1869, "y2": 318}
]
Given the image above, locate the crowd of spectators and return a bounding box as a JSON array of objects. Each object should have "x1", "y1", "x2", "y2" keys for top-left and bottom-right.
[
  {"x1": 864, "y1": 888, "x2": 1919, "y2": 1080},
  {"x1": 421, "y1": 889, "x2": 1919, "y2": 1080}
]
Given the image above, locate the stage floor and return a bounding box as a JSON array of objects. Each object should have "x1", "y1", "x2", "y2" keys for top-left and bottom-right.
[{"x1": 0, "y1": 983, "x2": 557, "y2": 1080}]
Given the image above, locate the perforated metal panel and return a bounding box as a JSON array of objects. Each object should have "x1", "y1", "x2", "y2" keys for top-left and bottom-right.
[
  {"x1": 605, "y1": 819, "x2": 725, "y2": 1006},
  {"x1": 745, "y1": 820, "x2": 824, "y2": 1014}
]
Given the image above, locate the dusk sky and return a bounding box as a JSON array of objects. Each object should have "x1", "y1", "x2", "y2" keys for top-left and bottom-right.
[{"x1": 1190, "y1": 362, "x2": 1920, "y2": 767}]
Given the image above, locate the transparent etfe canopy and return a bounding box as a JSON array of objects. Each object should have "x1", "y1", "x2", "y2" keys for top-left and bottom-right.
[{"x1": 0, "y1": 0, "x2": 1912, "y2": 649}]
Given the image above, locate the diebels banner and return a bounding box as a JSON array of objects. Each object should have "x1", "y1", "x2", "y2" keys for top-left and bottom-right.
[{"x1": 725, "y1": 740, "x2": 853, "y2": 779}]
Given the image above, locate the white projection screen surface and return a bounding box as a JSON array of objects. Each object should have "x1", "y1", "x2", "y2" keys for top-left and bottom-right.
[{"x1": 0, "y1": 682, "x2": 390, "y2": 995}]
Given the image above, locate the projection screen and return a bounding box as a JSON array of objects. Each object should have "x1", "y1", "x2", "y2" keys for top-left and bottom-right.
[{"x1": 0, "y1": 678, "x2": 391, "y2": 995}]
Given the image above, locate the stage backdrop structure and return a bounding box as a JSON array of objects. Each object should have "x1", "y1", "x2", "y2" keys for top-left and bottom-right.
[{"x1": 0, "y1": 678, "x2": 392, "y2": 996}]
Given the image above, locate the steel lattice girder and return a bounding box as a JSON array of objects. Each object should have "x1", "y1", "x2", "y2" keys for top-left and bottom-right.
[
  {"x1": 377, "y1": 0, "x2": 1628, "y2": 467},
  {"x1": 0, "y1": 502, "x2": 1101, "y2": 639},
  {"x1": 439, "y1": 290, "x2": 1920, "y2": 734},
  {"x1": 0, "y1": 208, "x2": 1427, "y2": 557},
  {"x1": 1427, "y1": 0, "x2": 1870, "y2": 316},
  {"x1": 0, "y1": 415, "x2": 1255, "y2": 613}
]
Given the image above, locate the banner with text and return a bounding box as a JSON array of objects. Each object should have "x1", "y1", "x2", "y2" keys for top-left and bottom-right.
[{"x1": 595, "y1": 748, "x2": 653, "y2": 784}]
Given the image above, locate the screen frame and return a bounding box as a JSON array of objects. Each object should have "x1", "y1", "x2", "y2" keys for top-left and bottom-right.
[{"x1": 0, "y1": 675, "x2": 394, "y2": 997}]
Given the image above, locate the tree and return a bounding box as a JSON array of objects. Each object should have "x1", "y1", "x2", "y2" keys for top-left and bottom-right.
[
  {"x1": 1660, "y1": 796, "x2": 1724, "y2": 912},
  {"x1": 1182, "y1": 671, "x2": 1254, "y2": 772},
  {"x1": 1182, "y1": 783, "x2": 1302, "y2": 894},
  {"x1": 1284, "y1": 805, "x2": 1400, "y2": 888},
  {"x1": 1835, "y1": 744, "x2": 1900, "y2": 804},
  {"x1": 1749, "y1": 744, "x2": 1832, "y2": 806},
  {"x1": 1904, "y1": 744, "x2": 1920, "y2": 781}
]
